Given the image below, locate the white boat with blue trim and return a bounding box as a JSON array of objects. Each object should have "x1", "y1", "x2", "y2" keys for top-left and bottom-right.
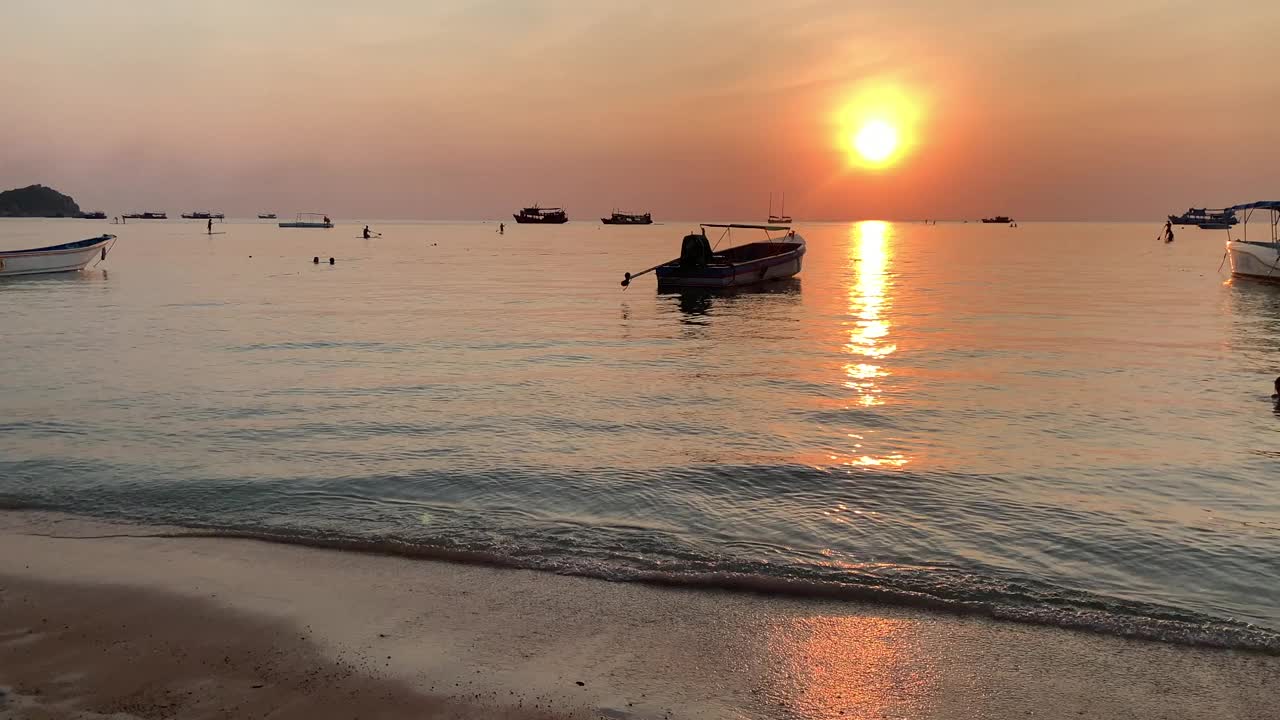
[
  {"x1": 622, "y1": 223, "x2": 805, "y2": 289},
  {"x1": 1221, "y1": 201, "x2": 1280, "y2": 281},
  {"x1": 0, "y1": 234, "x2": 116, "y2": 278}
]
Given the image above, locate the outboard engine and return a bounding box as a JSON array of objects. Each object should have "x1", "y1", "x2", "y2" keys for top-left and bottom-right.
[{"x1": 679, "y1": 232, "x2": 713, "y2": 269}]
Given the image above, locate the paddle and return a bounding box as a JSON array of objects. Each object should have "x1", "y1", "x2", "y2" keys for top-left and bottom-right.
[{"x1": 621, "y1": 263, "x2": 665, "y2": 288}]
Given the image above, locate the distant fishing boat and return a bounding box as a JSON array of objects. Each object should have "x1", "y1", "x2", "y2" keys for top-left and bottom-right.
[
  {"x1": 123, "y1": 211, "x2": 167, "y2": 220},
  {"x1": 257, "y1": 213, "x2": 277, "y2": 220},
  {"x1": 768, "y1": 193, "x2": 792, "y2": 224},
  {"x1": 981, "y1": 216, "x2": 1013, "y2": 224},
  {"x1": 0, "y1": 234, "x2": 115, "y2": 278},
  {"x1": 622, "y1": 223, "x2": 805, "y2": 289},
  {"x1": 1218, "y1": 201, "x2": 1280, "y2": 282},
  {"x1": 601, "y1": 210, "x2": 653, "y2": 225},
  {"x1": 181, "y1": 211, "x2": 225, "y2": 220},
  {"x1": 279, "y1": 212, "x2": 333, "y2": 228},
  {"x1": 1168, "y1": 207, "x2": 1238, "y2": 230},
  {"x1": 79, "y1": 211, "x2": 106, "y2": 219},
  {"x1": 513, "y1": 205, "x2": 568, "y2": 224}
]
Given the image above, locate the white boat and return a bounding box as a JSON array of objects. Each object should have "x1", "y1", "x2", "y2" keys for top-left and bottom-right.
[
  {"x1": 279, "y1": 212, "x2": 333, "y2": 229},
  {"x1": 622, "y1": 224, "x2": 805, "y2": 289},
  {"x1": 1223, "y1": 201, "x2": 1280, "y2": 281},
  {"x1": 0, "y1": 234, "x2": 116, "y2": 278}
]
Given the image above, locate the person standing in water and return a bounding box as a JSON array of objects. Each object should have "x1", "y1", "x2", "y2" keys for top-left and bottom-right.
[
  {"x1": 1163, "y1": 220, "x2": 1175, "y2": 243},
  {"x1": 363, "y1": 225, "x2": 371, "y2": 239},
  {"x1": 499, "y1": 222, "x2": 504, "y2": 235},
  {"x1": 323, "y1": 215, "x2": 331, "y2": 226},
  {"x1": 207, "y1": 218, "x2": 213, "y2": 234}
]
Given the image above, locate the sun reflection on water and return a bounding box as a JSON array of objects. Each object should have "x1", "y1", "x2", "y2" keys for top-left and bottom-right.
[{"x1": 838, "y1": 222, "x2": 907, "y2": 468}]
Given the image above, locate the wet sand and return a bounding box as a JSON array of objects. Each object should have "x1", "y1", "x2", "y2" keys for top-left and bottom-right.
[{"x1": 1, "y1": 511, "x2": 1276, "y2": 719}]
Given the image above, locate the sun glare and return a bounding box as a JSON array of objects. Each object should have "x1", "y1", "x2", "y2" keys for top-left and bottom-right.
[
  {"x1": 853, "y1": 120, "x2": 898, "y2": 164},
  {"x1": 835, "y1": 83, "x2": 922, "y2": 171}
]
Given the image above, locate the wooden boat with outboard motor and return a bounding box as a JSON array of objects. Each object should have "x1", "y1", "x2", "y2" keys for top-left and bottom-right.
[
  {"x1": 602, "y1": 210, "x2": 653, "y2": 225},
  {"x1": 181, "y1": 211, "x2": 225, "y2": 220},
  {"x1": 513, "y1": 205, "x2": 568, "y2": 224},
  {"x1": 123, "y1": 211, "x2": 167, "y2": 220},
  {"x1": 279, "y1": 212, "x2": 333, "y2": 228},
  {"x1": 621, "y1": 223, "x2": 805, "y2": 289},
  {"x1": 0, "y1": 234, "x2": 116, "y2": 278}
]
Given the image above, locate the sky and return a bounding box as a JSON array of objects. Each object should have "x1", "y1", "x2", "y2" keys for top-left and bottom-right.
[{"x1": 2, "y1": 0, "x2": 1278, "y2": 220}]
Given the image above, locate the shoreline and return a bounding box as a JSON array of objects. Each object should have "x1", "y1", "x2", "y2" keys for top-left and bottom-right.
[
  {"x1": 2, "y1": 510, "x2": 1278, "y2": 719},
  {"x1": 3, "y1": 506, "x2": 1274, "y2": 655}
]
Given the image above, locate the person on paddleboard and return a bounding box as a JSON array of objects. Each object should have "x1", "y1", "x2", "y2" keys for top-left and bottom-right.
[
  {"x1": 363, "y1": 225, "x2": 371, "y2": 239},
  {"x1": 1163, "y1": 220, "x2": 1175, "y2": 243}
]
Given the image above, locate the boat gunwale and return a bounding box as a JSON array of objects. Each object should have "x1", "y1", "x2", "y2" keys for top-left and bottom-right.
[{"x1": 0, "y1": 234, "x2": 115, "y2": 258}]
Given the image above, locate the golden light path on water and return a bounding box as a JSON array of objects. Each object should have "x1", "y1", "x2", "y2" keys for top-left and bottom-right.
[{"x1": 841, "y1": 221, "x2": 907, "y2": 469}]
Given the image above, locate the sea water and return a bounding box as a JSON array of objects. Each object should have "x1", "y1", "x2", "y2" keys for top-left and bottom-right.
[{"x1": 1, "y1": 217, "x2": 1276, "y2": 651}]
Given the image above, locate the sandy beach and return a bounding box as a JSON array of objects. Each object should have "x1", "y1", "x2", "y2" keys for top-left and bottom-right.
[{"x1": 1, "y1": 510, "x2": 1275, "y2": 719}]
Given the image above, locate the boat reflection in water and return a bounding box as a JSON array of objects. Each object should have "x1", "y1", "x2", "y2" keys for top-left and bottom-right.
[
  {"x1": 839, "y1": 221, "x2": 907, "y2": 469},
  {"x1": 660, "y1": 278, "x2": 802, "y2": 325}
]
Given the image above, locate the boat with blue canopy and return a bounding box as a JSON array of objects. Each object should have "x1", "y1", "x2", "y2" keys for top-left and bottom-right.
[{"x1": 1217, "y1": 201, "x2": 1280, "y2": 281}]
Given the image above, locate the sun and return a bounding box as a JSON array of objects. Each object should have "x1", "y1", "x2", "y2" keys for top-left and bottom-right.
[
  {"x1": 853, "y1": 120, "x2": 898, "y2": 164},
  {"x1": 834, "y1": 82, "x2": 923, "y2": 171}
]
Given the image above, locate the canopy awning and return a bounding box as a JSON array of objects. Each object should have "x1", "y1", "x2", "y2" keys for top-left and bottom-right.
[
  {"x1": 700, "y1": 223, "x2": 792, "y2": 231},
  {"x1": 1227, "y1": 201, "x2": 1280, "y2": 212}
]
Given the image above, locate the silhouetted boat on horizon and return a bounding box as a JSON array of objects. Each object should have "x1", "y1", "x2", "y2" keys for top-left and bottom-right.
[
  {"x1": 513, "y1": 205, "x2": 568, "y2": 224},
  {"x1": 257, "y1": 212, "x2": 277, "y2": 219},
  {"x1": 602, "y1": 210, "x2": 653, "y2": 225},
  {"x1": 279, "y1": 212, "x2": 333, "y2": 228},
  {"x1": 79, "y1": 211, "x2": 106, "y2": 219},
  {"x1": 768, "y1": 193, "x2": 791, "y2": 224},
  {"x1": 981, "y1": 216, "x2": 1012, "y2": 224},
  {"x1": 181, "y1": 211, "x2": 224, "y2": 220},
  {"x1": 1168, "y1": 207, "x2": 1238, "y2": 230},
  {"x1": 123, "y1": 212, "x2": 167, "y2": 220}
]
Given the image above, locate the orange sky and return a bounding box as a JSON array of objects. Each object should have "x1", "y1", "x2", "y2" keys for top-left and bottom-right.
[{"x1": 2, "y1": 0, "x2": 1277, "y2": 220}]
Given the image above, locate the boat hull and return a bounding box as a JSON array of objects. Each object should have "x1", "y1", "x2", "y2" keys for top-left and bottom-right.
[
  {"x1": 279, "y1": 222, "x2": 333, "y2": 228},
  {"x1": 513, "y1": 216, "x2": 568, "y2": 224},
  {"x1": 0, "y1": 235, "x2": 115, "y2": 277},
  {"x1": 602, "y1": 217, "x2": 652, "y2": 225},
  {"x1": 1228, "y1": 241, "x2": 1280, "y2": 282},
  {"x1": 656, "y1": 239, "x2": 806, "y2": 288}
]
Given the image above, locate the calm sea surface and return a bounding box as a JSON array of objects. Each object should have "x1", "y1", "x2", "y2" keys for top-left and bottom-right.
[{"x1": 2, "y1": 218, "x2": 1277, "y2": 650}]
